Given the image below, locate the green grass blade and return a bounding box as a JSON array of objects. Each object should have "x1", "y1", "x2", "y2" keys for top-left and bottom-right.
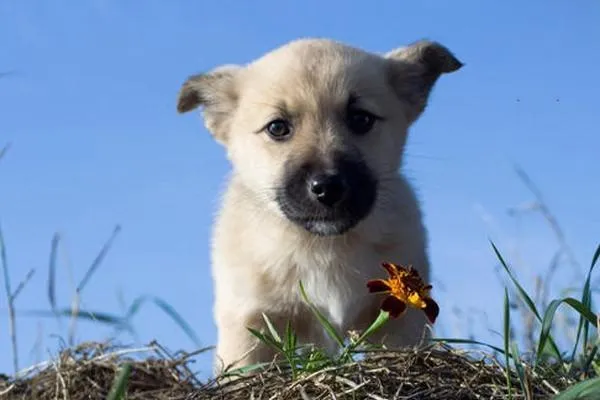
[
  {"x1": 261, "y1": 312, "x2": 282, "y2": 344},
  {"x1": 572, "y1": 244, "x2": 600, "y2": 363},
  {"x1": 582, "y1": 345, "x2": 598, "y2": 377},
  {"x1": 491, "y1": 241, "x2": 541, "y2": 319},
  {"x1": 354, "y1": 310, "x2": 389, "y2": 346},
  {"x1": 490, "y1": 240, "x2": 563, "y2": 362},
  {"x1": 503, "y1": 288, "x2": 513, "y2": 400},
  {"x1": 284, "y1": 320, "x2": 297, "y2": 353},
  {"x1": 123, "y1": 295, "x2": 145, "y2": 320},
  {"x1": 77, "y1": 225, "x2": 121, "y2": 293},
  {"x1": 283, "y1": 320, "x2": 301, "y2": 374},
  {"x1": 591, "y1": 244, "x2": 600, "y2": 273},
  {"x1": 342, "y1": 310, "x2": 390, "y2": 360},
  {"x1": 282, "y1": 321, "x2": 298, "y2": 377},
  {"x1": 246, "y1": 327, "x2": 268, "y2": 343},
  {"x1": 536, "y1": 297, "x2": 597, "y2": 367},
  {"x1": 298, "y1": 280, "x2": 344, "y2": 348},
  {"x1": 510, "y1": 342, "x2": 529, "y2": 399},
  {"x1": 247, "y1": 326, "x2": 283, "y2": 352},
  {"x1": 10, "y1": 268, "x2": 35, "y2": 301},
  {"x1": 554, "y1": 376, "x2": 600, "y2": 400},
  {"x1": 0, "y1": 222, "x2": 19, "y2": 374},
  {"x1": 222, "y1": 362, "x2": 272, "y2": 377},
  {"x1": 106, "y1": 362, "x2": 132, "y2": 400},
  {"x1": 0, "y1": 143, "x2": 10, "y2": 162},
  {"x1": 430, "y1": 338, "x2": 508, "y2": 356},
  {"x1": 306, "y1": 348, "x2": 334, "y2": 371},
  {"x1": 152, "y1": 296, "x2": 201, "y2": 347},
  {"x1": 47, "y1": 233, "x2": 60, "y2": 315},
  {"x1": 18, "y1": 308, "x2": 127, "y2": 326},
  {"x1": 123, "y1": 295, "x2": 201, "y2": 347},
  {"x1": 0, "y1": 223, "x2": 12, "y2": 304}
]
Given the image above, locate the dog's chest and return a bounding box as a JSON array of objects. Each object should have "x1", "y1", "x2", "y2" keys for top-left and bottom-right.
[{"x1": 274, "y1": 239, "x2": 382, "y2": 330}]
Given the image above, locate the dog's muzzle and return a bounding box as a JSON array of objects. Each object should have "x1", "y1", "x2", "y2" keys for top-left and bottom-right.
[{"x1": 276, "y1": 154, "x2": 377, "y2": 236}]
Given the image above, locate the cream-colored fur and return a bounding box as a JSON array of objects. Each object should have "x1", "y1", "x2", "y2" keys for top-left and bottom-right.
[{"x1": 177, "y1": 38, "x2": 462, "y2": 375}]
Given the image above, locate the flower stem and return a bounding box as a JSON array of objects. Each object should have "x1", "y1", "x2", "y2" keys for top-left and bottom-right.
[{"x1": 340, "y1": 310, "x2": 390, "y2": 361}]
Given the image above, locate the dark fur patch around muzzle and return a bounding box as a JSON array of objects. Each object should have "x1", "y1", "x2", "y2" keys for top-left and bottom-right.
[{"x1": 276, "y1": 152, "x2": 377, "y2": 236}]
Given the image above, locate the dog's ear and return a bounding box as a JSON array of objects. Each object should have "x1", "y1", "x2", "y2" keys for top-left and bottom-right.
[
  {"x1": 177, "y1": 65, "x2": 242, "y2": 143},
  {"x1": 385, "y1": 40, "x2": 463, "y2": 123}
]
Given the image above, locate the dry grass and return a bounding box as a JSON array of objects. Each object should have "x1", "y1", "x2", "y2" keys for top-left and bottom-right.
[{"x1": 0, "y1": 341, "x2": 573, "y2": 400}]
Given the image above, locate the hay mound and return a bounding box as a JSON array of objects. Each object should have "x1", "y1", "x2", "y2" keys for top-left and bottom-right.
[{"x1": 0, "y1": 342, "x2": 571, "y2": 399}]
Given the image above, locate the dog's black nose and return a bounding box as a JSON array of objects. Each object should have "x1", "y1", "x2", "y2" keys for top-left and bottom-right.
[{"x1": 309, "y1": 173, "x2": 347, "y2": 207}]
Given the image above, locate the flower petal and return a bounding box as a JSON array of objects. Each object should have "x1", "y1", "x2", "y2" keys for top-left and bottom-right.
[
  {"x1": 407, "y1": 292, "x2": 427, "y2": 309},
  {"x1": 366, "y1": 279, "x2": 392, "y2": 293},
  {"x1": 423, "y1": 297, "x2": 440, "y2": 324},
  {"x1": 381, "y1": 295, "x2": 407, "y2": 318},
  {"x1": 421, "y1": 285, "x2": 433, "y2": 296},
  {"x1": 406, "y1": 266, "x2": 421, "y2": 279},
  {"x1": 381, "y1": 262, "x2": 398, "y2": 277}
]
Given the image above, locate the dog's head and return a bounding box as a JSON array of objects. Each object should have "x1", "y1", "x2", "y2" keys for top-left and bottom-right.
[{"x1": 178, "y1": 39, "x2": 462, "y2": 236}]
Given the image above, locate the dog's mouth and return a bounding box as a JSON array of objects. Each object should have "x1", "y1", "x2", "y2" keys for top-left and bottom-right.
[
  {"x1": 275, "y1": 154, "x2": 378, "y2": 237},
  {"x1": 284, "y1": 214, "x2": 361, "y2": 236}
]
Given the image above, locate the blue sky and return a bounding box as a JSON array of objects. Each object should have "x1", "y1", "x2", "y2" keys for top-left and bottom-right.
[{"x1": 1, "y1": 0, "x2": 599, "y2": 378}]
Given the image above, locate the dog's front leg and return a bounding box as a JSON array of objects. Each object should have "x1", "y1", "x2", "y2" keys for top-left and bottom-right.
[{"x1": 212, "y1": 310, "x2": 280, "y2": 376}]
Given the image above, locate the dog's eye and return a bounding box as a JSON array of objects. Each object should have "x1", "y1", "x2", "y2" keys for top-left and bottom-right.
[
  {"x1": 266, "y1": 119, "x2": 292, "y2": 140},
  {"x1": 346, "y1": 109, "x2": 378, "y2": 135}
]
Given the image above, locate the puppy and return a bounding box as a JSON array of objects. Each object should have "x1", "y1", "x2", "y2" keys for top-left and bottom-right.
[{"x1": 177, "y1": 38, "x2": 462, "y2": 375}]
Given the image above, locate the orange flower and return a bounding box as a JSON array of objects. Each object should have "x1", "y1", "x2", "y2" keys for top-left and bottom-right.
[{"x1": 366, "y1": 262, "x2": 439, "y2": 324}]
